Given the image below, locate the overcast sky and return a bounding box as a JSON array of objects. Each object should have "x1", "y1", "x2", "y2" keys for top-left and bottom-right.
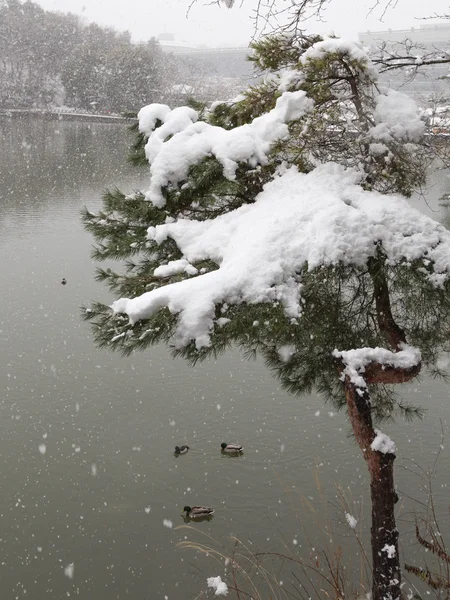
[{"x1": 34, "y1": 0, "x2": 448, "y2": 47}]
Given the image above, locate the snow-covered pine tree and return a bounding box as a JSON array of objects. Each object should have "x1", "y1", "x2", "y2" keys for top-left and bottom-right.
[{"x1": 83, "y1": 34, "x2": 450, "y2": 600}]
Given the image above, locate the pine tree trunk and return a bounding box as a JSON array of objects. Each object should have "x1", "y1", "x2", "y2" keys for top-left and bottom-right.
[
  {"x1": 354, "y1": 254, "x2": 422, "y2": 599},
  {"x1": 369, "y1": 450, "x2": 400, "y2": 600},
  {"x1": 344, "y1": 378, "x2": 400, "y2": 600}
]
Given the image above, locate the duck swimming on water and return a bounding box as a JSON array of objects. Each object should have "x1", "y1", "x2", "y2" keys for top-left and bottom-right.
[
  {"x1": 221, "y1": 442, "x2": 243, "y2": 454},
  {"x1": 174, "y1": 445, "x2": 189, "y2": 455},
  {"x1": 182, "y1": 505, "x2": 214, "y2": 519}
]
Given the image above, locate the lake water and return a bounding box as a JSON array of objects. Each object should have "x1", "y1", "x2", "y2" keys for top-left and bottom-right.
[{"x1": 0, "y1": 117, "x2": 449, "y2": 599}]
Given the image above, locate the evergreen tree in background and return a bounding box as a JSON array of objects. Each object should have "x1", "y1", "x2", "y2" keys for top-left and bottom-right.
[
  {"x1": 0, "y1": 0, "x2": 172, "y2": 111},
  {"x1": 61, "y1": 25, "x2": 168, "y2": 112},
  {"x1": 0, "y1": 0, "x2": 80, "y2": 107}
]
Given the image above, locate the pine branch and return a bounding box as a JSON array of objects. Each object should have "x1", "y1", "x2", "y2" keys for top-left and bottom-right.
[
  {"x1": 405, "y1": 564, "x2": 450, "y2": 590},
  {"x1": 415, "y1": 524, "x2": 450, "y2": 564}
]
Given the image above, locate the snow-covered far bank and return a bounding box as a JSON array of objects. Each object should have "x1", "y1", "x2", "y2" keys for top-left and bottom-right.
[{"x1": 0, "y1": 108, "x2": 134, "y2": 124}]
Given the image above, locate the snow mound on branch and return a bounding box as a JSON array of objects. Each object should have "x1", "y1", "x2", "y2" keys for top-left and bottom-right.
[
  {"x1": 138, "y1": 91, "x2": 314, "y2": 207},
  {"x1": 277, "y1": 69, "x2": 306, "y2": 92},
  {"x1": 371, "y1": 430, "x2": 397, "y2": 454},
  {"x1": 333, "y1": 344, "x2": 422, "y2": 388},
  {"x1": 369, "y1": 89, "x2": 425, "y2": 142},
  {"x1": 138, "y1": 104, "x2": 174, "y2": 135},
  {"x1": 301, "y1": 38, "x2": 377, "y2": 76},
  {"x1": 140, "y1": 106, "x2": 199, "y2": 164},
  {"x1": 112, "y1": 163, "x2": 450, "y2": 349},
  {"x1": 154, "y1": 258, "x2": 198, "y2": 278}
]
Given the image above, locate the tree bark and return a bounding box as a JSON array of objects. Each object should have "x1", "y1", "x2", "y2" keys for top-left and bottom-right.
[
  {"x1": 367, "y1": 255, "x2": 406, "y2": 350},
  {"x1": 344, "y1": 377, "x2": 400, "y2": 600},
  {"x1": 363, "y1": 361, "x2": 421, "y2": 384}
]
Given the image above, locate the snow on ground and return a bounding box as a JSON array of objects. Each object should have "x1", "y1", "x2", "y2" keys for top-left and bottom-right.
[{"x1": 112, "y1": 163, "x2": 450, "y2": 349}]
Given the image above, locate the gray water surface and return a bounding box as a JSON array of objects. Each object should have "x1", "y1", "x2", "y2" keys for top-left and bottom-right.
[{"x1": 0, "y1": 117, "x2": 449, "y2": 599}]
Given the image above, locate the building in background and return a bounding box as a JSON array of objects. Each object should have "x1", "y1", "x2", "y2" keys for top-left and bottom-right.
[
  {"x1": 158, "y1": 33, "x2": 253, "y2": 79},
  {"x1": 157, "y1": 33, "x2": 255, "y2": 104}
]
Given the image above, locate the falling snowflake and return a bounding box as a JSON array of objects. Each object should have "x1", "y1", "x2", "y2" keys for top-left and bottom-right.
[
  {"x1": 64, "y1": 563, "x2": 74, "y2": 579},
  {"x1": 345, "y1": 513, "x2": 358, "y2": 529},
  {"x1": 207, "y1": 575, "x2": 229, "y2": 596}
]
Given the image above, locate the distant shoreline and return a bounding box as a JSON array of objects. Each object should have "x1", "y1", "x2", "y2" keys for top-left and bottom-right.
[{"x1": 0, "y1": 109, "x2": 136, "y2": 124}]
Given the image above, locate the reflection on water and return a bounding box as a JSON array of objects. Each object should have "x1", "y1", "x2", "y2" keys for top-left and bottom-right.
[{"x1": 0, "y1": 116, "x2": 449, "y2": 599}]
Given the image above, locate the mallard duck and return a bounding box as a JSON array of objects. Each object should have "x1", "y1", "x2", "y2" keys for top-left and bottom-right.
[
  {"x1": 174, "y1": 445, "x2": 189, "y2": 455},
  {"x1": 221, "y1": 442, "x2": 243, "y2": 453},
  {"x1": 182, "y1": 505, "x2": 214, "y2": 518}
]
